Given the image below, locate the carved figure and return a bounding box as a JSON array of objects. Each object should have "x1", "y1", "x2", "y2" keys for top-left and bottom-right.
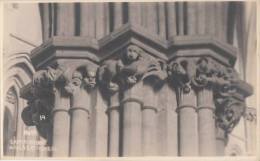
[
  {"x1": 98, "y1": 59, "x2": 123, "y2": 93},
  {"x1": 216, "y1": 99, "x2": 245, "y2": 133},
  {"x1": 83, "y1": 64, "x2": 98, "y2": 88},
  {"x1": 120, "y1": 45, "x2": 166, "y2": 85}
]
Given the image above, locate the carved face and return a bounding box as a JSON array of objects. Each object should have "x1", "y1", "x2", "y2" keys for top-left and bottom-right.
[
  {"x1": 72, "y1": 71, "x2": 83, "y2": 87},
  {"x1": 84, "y1": 69, "x2": 97, "y2": 88},
  {"x1": 127, "y1": 46, "x2": 140, "y2": 61}
]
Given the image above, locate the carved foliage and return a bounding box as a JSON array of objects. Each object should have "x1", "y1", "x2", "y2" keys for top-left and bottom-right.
[
  {"x1": 21, "y1": 98, "x2": 52, "y2": 140},
  {"x1": 215, "y1": 98, "x2": 245, "y2": 133},
  {"x1": 168, "y1": 57, "x2": 240, "y2": 94},
  {"x1": 168, "y1": 57, "x2": 246, "y2": 133},
  {"x1": 33, "y1": 66, "x2": 65, "y2": 90}
]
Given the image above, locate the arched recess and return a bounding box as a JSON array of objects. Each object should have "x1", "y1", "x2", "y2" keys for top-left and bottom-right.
[{"x1": 3, "y1": 52, "x2": 36, "y2": 156}]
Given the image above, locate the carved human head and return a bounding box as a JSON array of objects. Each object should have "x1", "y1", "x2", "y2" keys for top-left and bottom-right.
[
  {"x1": 71, "y1": 70, "x2": 83, "y2": 87},
  {"x1": 84, "y1": 65, "x2": 97, "y2": 88},
  {"x1": 126, "y1": 45, "x2": 141, "y2": 62}
]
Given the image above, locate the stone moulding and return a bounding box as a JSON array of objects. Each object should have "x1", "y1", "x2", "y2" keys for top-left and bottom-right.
[{"x1": 30, "y1": 24, "x2": 237, "y2": 70}]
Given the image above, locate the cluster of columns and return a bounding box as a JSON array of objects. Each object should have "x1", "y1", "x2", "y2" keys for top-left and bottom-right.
[
  {"x1": 21, "y1": 44, "x2": 251, "y2": 157},
  {"x1": 20, "y1": 2, "x2": 252, "y2": 157}
]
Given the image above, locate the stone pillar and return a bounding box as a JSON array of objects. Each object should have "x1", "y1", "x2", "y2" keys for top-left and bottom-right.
[
  {"x1": 68, "y1": 89, "x2": 91, "y2": 156},
  {"x1": 197, "y1": 88, "x2": 216, "y2": 156},
  {"x1": 177, "y1": 87, "x2": 199, "y2": 156},
  {"x1": 142, "y1": 83, "x2": 158, "y2": 156},
  {"x1": 51, "y1": 88, "x2": 70, "y2": 157},
  {"x1": 169, "y1": 59, "x2": 199, "y2": 156},
  {"x1": 121, "y1": 82, "x2": 143, "y2": 156},
  {"x1": 107, "y1": 92, "x2": 120, "y2": 156},
  {"x1": 157, "y1": 84, "x2": 178, "y2": 156}
]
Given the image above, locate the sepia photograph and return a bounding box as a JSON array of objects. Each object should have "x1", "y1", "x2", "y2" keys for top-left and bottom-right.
[{"x1": 1, "y1": 1, "x2": 258, "y2": 159}]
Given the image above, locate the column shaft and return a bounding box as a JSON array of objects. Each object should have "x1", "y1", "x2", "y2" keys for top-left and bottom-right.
[
  {"x1": 158, "y1": 84, "x2": 178, "y2": 156},
  {"x1": 122, "y1": 83, "x2": 142, "y2": 156},
  {"x1": 70, "y1": 90, "x2": 91, "y2": 157},
  {"x1": 197, "y1": 88, "x2": 216, "y2": 156},
  {"x1": 108, "y1": 92, "x2": 120, "y2": 156},
  {"x1": 142, "y1": 108, "x2": 157, "y2": 155},
  {"x1": 142, "y1": 84, "x2": 158, "y2": 156},
  {"x1": 52, "y1": 89, "x2": 70, "y2": 157},
  {"x1": 178, "y1": 88, "x2": 199, "y2": 156}
]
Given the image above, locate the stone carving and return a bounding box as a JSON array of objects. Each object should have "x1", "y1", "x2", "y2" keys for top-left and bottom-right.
[
  {"x1": 120, "y1": 45, "x2": 167, "y2": 86},
  {"x1": 21, "y1": 98, "x2": 52, "y2": 140},
  {"x1": 190, "y1": 57, "x2": 228, "y2": 90},
  {"x1": 83, "y1": 64, "x2": 98, "y2": 88},
  {"x1": 168, "y1": 57, "x2": 240, "y2": 94},
  {"x1": 6, "y1": 90, "x2": 17, "y2": 104},
  {"x1": 215, "y1": 98, "x2": 245, "y2": 133},
  {"x1": 98, "y1": 59, "x2": 123, "y2": 93},
  {"x1": 244, "y1": 109, "x2": 257, "y2": 122},
  {"x1": 33, "y1": 66, "x2": 65, "y2": 89},
  {"x1": 98, "y1": 45, "x2": 167, "y2": 92},
  {"x1": 168, "y1": 59, "x2": 196, "y2": 93},
  {"x1": 64, "y1": 70, "x2": 83, "y2": 94},
  {"x1": 64, "y1": 63, "x2": 98, "y2": 94}
]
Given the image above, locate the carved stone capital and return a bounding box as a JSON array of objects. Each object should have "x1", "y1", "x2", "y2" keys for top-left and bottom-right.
[
  {"x1": 168, "y1": 58, "x2": 196, "y2": 93},
  {"x1": 120, "y1": 45, "x2": 167, "y2": 87},
  {"x1": 168, "y1": 57, "x2": 240, "y2": 93},
  {"x1": 64, "y1": 63, "x2": 98, "y2": 95},
  {"x1": 99, "y1": 45, "x2": 167, "y2": 93},
  {"x1": 21, "y1": 98, "x2": 52, "y2": 140},
  {"x1": 215, "y1": 98, "x2": 245, "y2": 134},
  {"x1": 98, "y1": 59, "x2": 123, "y2": 94}
]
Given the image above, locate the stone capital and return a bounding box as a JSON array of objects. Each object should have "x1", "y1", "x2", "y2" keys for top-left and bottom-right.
[
  {"x1": 64, "y1": 62, "x2": 98, "y2": 95},
  {"x1": 98, "y1": 45, "x2": 167, "y2": 93},
  {"x1": 215, "y1": 97, "x2": 246, "y2": 134}
]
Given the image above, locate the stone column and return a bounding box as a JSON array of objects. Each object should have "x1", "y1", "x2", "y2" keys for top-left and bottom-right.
[
  {"x1": 121, "y1": 82, "x2": 143, "y2": 156},
  {"x1": 177, "y1": 87, "x2": 199, "y2": 156},
  {"x1": 51, "y1": 88, "x2": 70, "y2": 157},
  {"x1": 142, "y1": 83, "x2": 158, "y2": 156},
  {"x1": 157, "y1": 84, "x2": 178, "y2": 156},
  {"x1": 69, "y1": 89, "x2": 91, "y2": 156},
  {"x1": 197, "y1": 88, "x2": 216, "y2": 156},
  {"x1": 107, "y1": 92, "x2": 120, "y2": 156},
  {"x1": 169, "y1": 59, "x2": 199, "y2": 156}
]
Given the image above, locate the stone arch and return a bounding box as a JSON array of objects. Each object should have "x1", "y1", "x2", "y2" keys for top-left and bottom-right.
[{"x1": 3, "y1": 52, "x2": 36, "y2": 156}]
